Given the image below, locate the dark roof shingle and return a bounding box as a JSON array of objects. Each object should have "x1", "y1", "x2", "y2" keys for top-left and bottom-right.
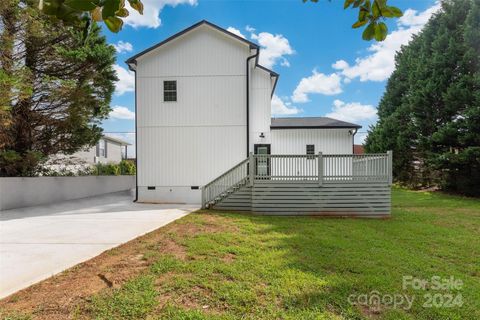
[{"x1": 270, "y1": 117, "x2": 361, "y2": 129}]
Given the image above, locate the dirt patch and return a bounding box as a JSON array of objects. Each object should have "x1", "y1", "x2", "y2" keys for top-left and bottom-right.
[
  {"x1": 221, "y1": 252, "x2": 237, "y2": 263},
  {"x1": 0, "y1": 213, "x2": 232, "y2": 319}
]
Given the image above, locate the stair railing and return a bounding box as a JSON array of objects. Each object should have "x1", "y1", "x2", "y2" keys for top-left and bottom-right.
[{"x1": 201, "y1": 158, "x2": 250, "y2": 208}]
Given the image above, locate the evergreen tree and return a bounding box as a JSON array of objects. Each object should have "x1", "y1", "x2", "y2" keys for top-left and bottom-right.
[
  {"x1": 365, "y1": 0, "x2": 480, "y2": 196},
  {"x1": 0, "y1": 1, "x2": 117, "y2": 176}
]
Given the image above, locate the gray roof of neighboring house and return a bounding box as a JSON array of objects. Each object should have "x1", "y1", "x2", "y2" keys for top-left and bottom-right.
[
  {"x1": 270, "y1": 117, "x2": 361, "y2": 129},
  {"x1": 103, "y1": 135, "x2": 132, "y2": 146}
]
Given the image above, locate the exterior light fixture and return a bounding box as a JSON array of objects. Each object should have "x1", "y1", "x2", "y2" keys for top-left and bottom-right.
[{"x1": 259, "y1": 132, "x2": 265, "y2": 138}]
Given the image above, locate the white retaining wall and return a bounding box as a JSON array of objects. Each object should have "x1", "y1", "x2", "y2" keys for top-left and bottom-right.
[{"x1": 0, "y1": 176, "x2": 135, "y2": 211}]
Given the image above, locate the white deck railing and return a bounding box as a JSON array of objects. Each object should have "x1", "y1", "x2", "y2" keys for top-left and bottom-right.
[
  {"x1": 202, "y1": 151, "x2": 392, "y2": 208},
  {"x1": 253, "y1": 152, "x2": 392, "y2": 184}
]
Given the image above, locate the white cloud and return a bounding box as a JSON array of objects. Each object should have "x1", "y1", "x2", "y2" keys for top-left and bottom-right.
[
  {"x1": 332, "y1": 60, "x2": 348, "y2": 70},
  {"x1": 291, "y1": 70, "x2": 342, "y2": 103},
  {"x1": 109, "y1": 106, "x2": 135, "y2": 120},
  {"x1": 251, "y1": 32, "x2": 294, "y2": 69},
  {"x1": 113, "y1": 64, "x2": 135, "y2": 95},
  {"x1": 355, "y1": 132, "x2": 368, "y2": 144},
  {"x1": 398, "y1": 3, "x2": 441, "y2": 28},
  {"x1": 113, "y1": 41, "x2": 133, "y2": 53},
  {"x1": 271, "y1": 95, "x2": 302, "y2": 116},
  {"x1": 245, "y1": 25, "x2": 255, "y2": 33},
  {"x1": 333, "y1": 2, "x2": 442, "y2": 82},
  {"x1": 226, "y1": 27, "x2": 245, "y2": 39},
  {"x1": 124, "y1": 0, "x2": 198, "y2": 29},
  {"x1": 326, "y1": 99, "x2": 377, "y2": 123}
]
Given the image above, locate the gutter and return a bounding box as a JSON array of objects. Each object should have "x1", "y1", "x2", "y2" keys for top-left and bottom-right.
[
  {"x1": 246, "y1": 47, "x2": 259, "y2": 157},
  {"x1": 127, "y1": 61, "x2": 139, "y2": 202}
]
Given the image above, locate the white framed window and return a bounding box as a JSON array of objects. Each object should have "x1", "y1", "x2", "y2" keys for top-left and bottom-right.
[
  {"x1": 164, "y1": 80, "x2": 177, "y2": 102},
  {"x1": 98, "y1": 139, "x2": 106, "y2": 157}
]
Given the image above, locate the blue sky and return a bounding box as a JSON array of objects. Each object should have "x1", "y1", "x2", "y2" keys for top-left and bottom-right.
[{"x1": 102, "y1": 0, "x2": 440, "y2": 152}]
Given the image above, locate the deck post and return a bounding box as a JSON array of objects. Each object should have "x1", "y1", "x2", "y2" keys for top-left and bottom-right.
[
  {"x1": 318, "y1": 152, "x2": 323, "y2": 186},
  {"x1": 387, "y1": 150, "x2": 393, "y2": 186},
  {"x1": 201, "y1": 186, "x2": 206, "y2": 209},
  {"x1": 249, "y1": 152, "x2": 254, "y2": 186}
]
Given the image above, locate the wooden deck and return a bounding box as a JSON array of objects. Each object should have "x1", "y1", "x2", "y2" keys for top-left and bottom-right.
[{"x1": 202, "y1": 152, "x2": 392, "y2": 217}]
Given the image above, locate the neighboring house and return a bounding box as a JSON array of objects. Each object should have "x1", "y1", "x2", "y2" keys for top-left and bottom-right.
[
  {"x1": 73, "y1": 136, "x2": 131, "y2": 165},
  {"x1": 354, "y1": 144, "x2": 365, "y2": 154},
  {"x1": 126, "y1": 20, "x2": 391, "y2": 217}
]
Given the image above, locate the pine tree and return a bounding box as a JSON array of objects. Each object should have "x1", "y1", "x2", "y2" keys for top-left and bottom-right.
[{"x1": 365, "y1": 0, "x2": 480, "y2": 195}]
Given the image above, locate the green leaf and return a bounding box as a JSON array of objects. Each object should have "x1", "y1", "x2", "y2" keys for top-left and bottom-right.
[
  {"x1": 362, "y1": 22, "x2": 376, "y2": 40},
  {"x1": 372, "y1": 0, "x2": 381, "y2": 18},
  {"x1": 128, "y1": 0, "x2": 144, "y2": 14},
  {"x1": 104, "y1": 16, "x2": 123, "y2": 32},
  {"x1": 352, "y1": 19, "x2": 369, "y2": 28},
  {"x1": 386, "y1": 6, "x2": 403, "y2": 17},
  {"x1": 358, "y1": 8, "x2": 368, "y2": 22},
  {"x1": 353, "y1": 0, "x2": 364, "y2": 9},
  {"x1": 64, "y1": 0, "x2": 97, "y2": 11},
  {"x1": 344, "y1": 0, "x2": 356, "y2": 9},
  {"x1": 374, "y1": 0, "x2": 387, "y2": 9},
  {"x1": 116, "y1": 8, "x2": 129, "y2": 18},
  {"x1": 102, "y1": 0, "x2": 121, "y2": 20},
  {"x1": 374, "y1": 22, "x2": 388, "y2": 41}
]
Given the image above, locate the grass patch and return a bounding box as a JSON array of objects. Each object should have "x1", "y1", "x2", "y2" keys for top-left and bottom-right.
[
  {"x1": 90, "y1": 275, "x2": 157, "y2": 319},
  {"x1": 1, "y1": 188, "x2": 479, "y2": 319}
]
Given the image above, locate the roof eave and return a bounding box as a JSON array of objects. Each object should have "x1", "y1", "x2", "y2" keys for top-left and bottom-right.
[
  {"x1": 125, "y1": 20, "x2": 259, "y2": 65},
  {"x1": 270, "y1": 125, "x2": 362, "y2": 130}
]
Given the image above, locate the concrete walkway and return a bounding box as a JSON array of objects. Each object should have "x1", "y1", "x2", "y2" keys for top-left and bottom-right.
[{"x1": 0, "y1": 191, "x2": 198, "y2": 298}]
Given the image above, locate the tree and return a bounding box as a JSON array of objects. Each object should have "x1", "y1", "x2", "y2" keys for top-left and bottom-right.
[
  {"x1": 36, "y1": 0, "x2": 401, "y2": 41},
  {"x1": 365, "y1": 0, "x2": 480, "y2": 196},
  {"x1": 0, "y1": 1, "x2": 117, "y2": 176},
  {"x1": 38, "y1": 0, "x2": 144, "y2": 33},
  {"x1": 306, "y1": 0, "x2": 403, "y2": 41}
]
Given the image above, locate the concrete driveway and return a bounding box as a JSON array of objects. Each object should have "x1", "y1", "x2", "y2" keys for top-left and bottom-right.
[{"x1": 0, "y1": 191, "x2": 198, "y2": 298}]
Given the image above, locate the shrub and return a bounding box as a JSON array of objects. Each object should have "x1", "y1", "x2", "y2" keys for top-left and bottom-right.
[{"x1": 119, "y1": 160, "x2": 136, "y2": 175}]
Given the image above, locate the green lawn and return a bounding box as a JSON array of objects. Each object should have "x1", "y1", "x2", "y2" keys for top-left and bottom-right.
[{"x1": 3, "y1": 188, "x2": 480, "y2": 319}]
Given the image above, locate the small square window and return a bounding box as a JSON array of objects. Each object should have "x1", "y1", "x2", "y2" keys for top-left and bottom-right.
[{"x1": 164, "y1": 81, "x2": 177, "y2": 102}]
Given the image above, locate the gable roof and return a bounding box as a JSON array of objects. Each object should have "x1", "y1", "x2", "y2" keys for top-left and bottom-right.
[
  {"x1": 270, "y1": 117, "x2": 361, "y2": 129},
  {"x1": 103, "y1": 135, "x2": 131, "y2": 146},
  {"x1": 126, "y1": 20, "x2": 259, "y2": 66}
]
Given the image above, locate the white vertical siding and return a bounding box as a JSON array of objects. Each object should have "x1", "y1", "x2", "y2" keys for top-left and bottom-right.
[
  {"x1": 249, "y1": 68, "x2": 272, "y2": 150},
  {"x1": 136, "y1": 25, "x2": 252, "y2": 203},
  {"x1": 137, "y1": 25, "x2": 248, "y2": 77},
  {"x1": 105, "y1": 141, "x2": 123, "y2": 163},
  {"x1": 271, "y1": 129, "x2": 353, "y2": 155}
]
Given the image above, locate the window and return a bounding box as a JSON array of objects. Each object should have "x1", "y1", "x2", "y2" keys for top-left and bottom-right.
[
  {"x1": 164, "y1": 80, "x2": 177, "y2": 102},
  {"x1": 306, "y1": 144, "x2": 315, "y2": 159},
  {"x1": 97, "y1": 139, "x2": 106, "y2": 157}
]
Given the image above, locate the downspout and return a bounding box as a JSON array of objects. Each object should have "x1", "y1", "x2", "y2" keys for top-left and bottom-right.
[
  {"x1": 352, "y1": 128, "x2": 358, "y2": 154},
  {"x1": 127, "y1": 61, "x2": 139, "y2": 202},
  {"x1": 246, "y1": 47, "x2": 259, "y2": 157}
]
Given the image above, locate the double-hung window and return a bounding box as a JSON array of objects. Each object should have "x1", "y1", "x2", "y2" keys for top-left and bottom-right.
[{"x1": 164, "y1": 80, "x2": 177, "y2": 102}]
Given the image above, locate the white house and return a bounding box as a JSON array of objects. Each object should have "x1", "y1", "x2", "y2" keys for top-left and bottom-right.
[
  {"x1": 126, "y1": 20, "x2": 362, "y2": 205},
  {"x1": 73, "y1": 135, "x2": 131, "y2": 165}
]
